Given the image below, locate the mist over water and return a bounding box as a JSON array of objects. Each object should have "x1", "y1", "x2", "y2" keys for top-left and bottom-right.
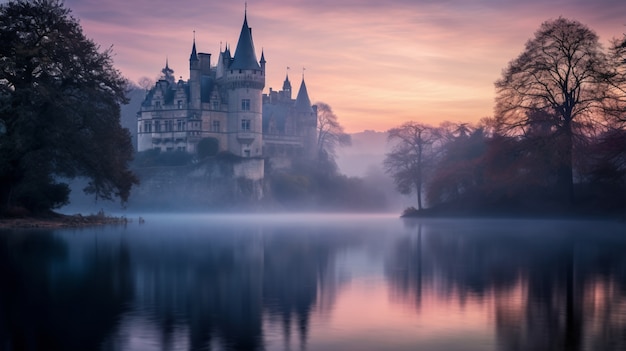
[{"x1": 1, "y1": 214, "x2": 625, "y2": 351}]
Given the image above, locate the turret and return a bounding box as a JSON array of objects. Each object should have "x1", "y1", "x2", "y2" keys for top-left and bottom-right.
[
  {"x1": 224, "y1": 10, "x2": 265, "y2": 158},
  {"x1": 294, "y1": 75, "x2": 317, "y2": 159},
  {"x1": 282, "y1": 73, "x2": 292, "y2": 100},
  {"x1": 260, "y1": 50, "x2": 266, "y2": 72},
  {"x1": 189, "y1": 34, "x2": 201, "y2": 109},
  {"x1": 189, "y1": 34, "x2": 199, "y2": 69}
]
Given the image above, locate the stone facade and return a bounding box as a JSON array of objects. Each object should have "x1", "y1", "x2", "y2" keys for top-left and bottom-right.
[{"x1": 137, "y1": 11, "x2": 318, "y2": 165}]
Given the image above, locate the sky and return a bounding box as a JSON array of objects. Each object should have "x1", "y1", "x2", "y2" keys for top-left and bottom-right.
[{"x1": 63, "y1": 0, "x2": 626, "y2": 133}]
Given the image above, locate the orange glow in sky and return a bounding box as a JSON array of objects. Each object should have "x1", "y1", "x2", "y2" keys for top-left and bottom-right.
[{"x1": 65, "y1": 0, "x2": 626, "y2": 132}]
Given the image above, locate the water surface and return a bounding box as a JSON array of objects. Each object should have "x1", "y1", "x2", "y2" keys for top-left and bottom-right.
[{"x1": 1, "y1": 214, "x2": 625, "y2": 350}]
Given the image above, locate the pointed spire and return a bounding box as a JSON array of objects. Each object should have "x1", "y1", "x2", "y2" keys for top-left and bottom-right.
[
  {"x1": 294, "y1": 74, "x2": 312, "y2": 113},
  {"x1": 283, "y1": 69, "x2": 291, "y2": 92},
  {"x1": 230, "y1": 8, "x2": 260, "y2": 70},
  {"x1": 190, "y1": 31, "x2": 198, "y2": 62},
  {"x1": 260, "y1": 49, "x2": 266, "y2": 64},
  {"x1": 161, "y1": 57, "x2": 174, "y2": 82},
  {"x1": 162, "y1": 57, "x2": 173, "y2": 74}
]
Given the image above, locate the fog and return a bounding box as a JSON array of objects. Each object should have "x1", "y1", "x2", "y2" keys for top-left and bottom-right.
[{"x1": 3, "y1": 214, "x2": 625, "y2": 350}]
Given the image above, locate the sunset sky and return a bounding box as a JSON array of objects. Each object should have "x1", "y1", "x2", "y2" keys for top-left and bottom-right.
[{"x1": 64, "y1": 0, "x2": 625, "y2": 132}]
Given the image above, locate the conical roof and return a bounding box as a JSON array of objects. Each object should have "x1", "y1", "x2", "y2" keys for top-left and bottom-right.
[
  {"x1": 294, "y1": 77, "x2": 313, "y2": 113},
  {"x1": 189, "y1": 38, "x2": 198, "y2": 62},
  {"x1": 260, "y1": 50, "x2": 266, "y2": 64},
  {"x1": 230, "y1": 13, "x2": 261, "y2": 70}
]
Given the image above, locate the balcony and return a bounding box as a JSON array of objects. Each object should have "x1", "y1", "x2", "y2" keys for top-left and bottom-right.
[{"x1": 237, "y1": 132, "x2": 256, "y2": 143}]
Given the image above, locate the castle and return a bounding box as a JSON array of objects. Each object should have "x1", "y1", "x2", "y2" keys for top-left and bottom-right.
[{"x1": 136, "y1": 11, "x2": 318, "y2": 165}]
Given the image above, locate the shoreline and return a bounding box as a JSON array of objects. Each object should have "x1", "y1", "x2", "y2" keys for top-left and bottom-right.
[{"x1": 0, "y1": 211, "x2": 138, "y2": 229}]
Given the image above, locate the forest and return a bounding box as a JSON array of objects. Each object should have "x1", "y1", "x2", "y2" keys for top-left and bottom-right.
[{"x1": 385, "y1": 18, "x2": 626, "y2": 218}]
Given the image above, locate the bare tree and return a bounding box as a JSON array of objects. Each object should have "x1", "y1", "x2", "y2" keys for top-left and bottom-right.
[
  {"x1": 315, "y1": 102, "x2": 351, "y2": 161},
  {"x1": 137, "y1": 76, "x2": 154, "y2": 91},
  {"x1": 606, "y1": 34, "x2": 626, "y2": 126},
  {"x1": 494, "y1": 17, "x2": 618, "y2": 202},
  {"x1": 384, "y1": 122, "x2": 441, "y2": 210}
]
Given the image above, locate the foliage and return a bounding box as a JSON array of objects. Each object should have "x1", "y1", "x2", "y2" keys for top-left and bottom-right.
[
  {"x1": 494, "y1": 17, "x2": 621, "y2": 202},
  {"x1": 0, "y1": 0, "x2": 138, "y2": 213},
  {"x1": 266, "y1": 158, "x2": 387, "y2": 211},
  {"x1": 197, "y1": 137, "x2": 220, "y2": 159},
  {"x1": 426, "y1": 126, "x2": 486, "y2": 206},
  {"x1": 132, "y1": 149, "x2": 193, "y2": 167}
]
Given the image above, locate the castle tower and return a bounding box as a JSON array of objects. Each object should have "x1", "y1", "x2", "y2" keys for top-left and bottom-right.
[
  {"x1": 260, "y1": 50, "x2": 266, "y2": 71},
  {"x1": 282, "y1": 73, "x2": 292, "y2": 100},
  {"x1": 224, "y1": 10, "x2": 265, "y2": 157},
  {"x1": 189, "y1": 35, "x2": 201, "y2": 110},
  {"x1": 294, "y1": 75, "x2": 317, "y2": 159}
]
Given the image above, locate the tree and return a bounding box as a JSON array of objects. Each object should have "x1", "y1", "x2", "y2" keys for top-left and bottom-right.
[
  {"x1": 494, "y1": 17, "x2": 617, "y2": 202},
  {"x1": 0, "y1": 0, "x2": 138, "y2": 214},
  {"x1": 384, "y1": 122, "x2": 441, "y2": 210},
  {"x1": 137, "y1": 76, "x2": 154, "y2": 92},
  {"x1": 606, "y1": 34, "x2": 626, "y2": 126},
  {"x1": 315, "y1": 102, "x2": 351, "y2": 166}
]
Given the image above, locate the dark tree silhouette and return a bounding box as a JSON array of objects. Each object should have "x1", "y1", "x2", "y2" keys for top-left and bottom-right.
[
  {"x1": 494, "y1": 17, "x2": 618, "y2": 203},
  {"x1": 0, "y1": 0, "x2": 138, "y2": 213},
  {"x1": 384, "y1": 122, "x2": 441, "y2": 210}
]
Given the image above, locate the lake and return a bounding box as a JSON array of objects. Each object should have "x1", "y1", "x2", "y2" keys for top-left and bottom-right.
[{"x1": 1, "y1": 214, "x2": 625, "y2": 351}]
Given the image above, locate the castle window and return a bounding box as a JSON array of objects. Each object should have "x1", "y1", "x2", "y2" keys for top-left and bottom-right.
[
  {"x1": 155, "y1": 101, "x2": 161, "y2": 108},
  {"x1": 212, "y1": 120, "x2": 220, "y2": 132},
  {"x1": 241, "y1": 119, "x2": 251, "y2": 131},
  {"x1": 155, "y1": 121, "x2": 161, "y2": 132},
  {"x1": 177, "y1": 100, "x2": 183, "y2": 109},
  {"x1": 177, "y1": 120, "x2": 185, "y2": 131},
  {"x1": 144, "y1": 122, "x2": 152, "y2": 133},
  {"x1": 241, "y1": 99, "x2": 250, "y2": 111},
  {"x1": 244, "y1": 150, "x2": 250, "y2": 157},
  {"x1": 212, "y1": 101, "x2": 219, "y2": 110}
]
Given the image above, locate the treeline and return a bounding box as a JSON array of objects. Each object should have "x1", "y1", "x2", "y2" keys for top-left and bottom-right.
[
  {"x1": 266, "y1": 155, "x2": 387, "y2": 212},
  {"x1": 386, "y1": 18, "x2": 626, "y2": 218},
  {"x1": 385, "y1": 120, "x2": 625, "y2": 217}
]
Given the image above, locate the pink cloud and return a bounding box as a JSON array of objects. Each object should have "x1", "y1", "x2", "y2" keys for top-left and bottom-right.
[{"x1": 64, "y1": 0, "x2": 626, "y2": 132}]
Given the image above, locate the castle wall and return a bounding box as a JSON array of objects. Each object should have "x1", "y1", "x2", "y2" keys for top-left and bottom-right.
[{"x1": 129, "y1": 158, "x2": 265, "y2": 210}]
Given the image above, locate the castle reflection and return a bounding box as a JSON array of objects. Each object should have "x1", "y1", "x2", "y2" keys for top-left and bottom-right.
[{"x1": 0, "y1": 216, "x2": 624, "y2": 350}]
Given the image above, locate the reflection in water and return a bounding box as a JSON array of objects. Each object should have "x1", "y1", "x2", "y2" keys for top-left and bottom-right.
[
  {"x1": 386, "y1": 219, "x2": 626, "y2": 351},
  {"x1": 0, "y1": 230, "x2": 133, "y2": 351},
  {"x1": 0, "y1": 215, "x2": 624, "y2": 350}
]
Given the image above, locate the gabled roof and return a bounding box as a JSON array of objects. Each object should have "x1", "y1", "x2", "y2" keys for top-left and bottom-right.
[
  {"x1": 230, "y1": 13, "x2": 261, "y2": 70},
  {"x1": 294, "y1": 77, "x2": 313, "y2": 113}
]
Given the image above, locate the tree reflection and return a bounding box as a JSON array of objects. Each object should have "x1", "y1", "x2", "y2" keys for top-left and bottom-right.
[
  {"x1": 0, "y1": 229, "x2": 133, "y2": 351},
  {"x1": 386, "y1": 220, "x2": 626, "y2": 351}
]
